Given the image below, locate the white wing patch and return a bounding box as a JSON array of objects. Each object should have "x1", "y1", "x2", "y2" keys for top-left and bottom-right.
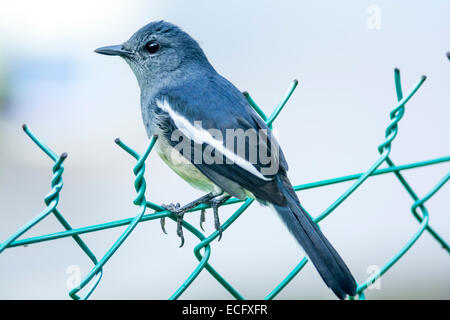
[{"x1": 156, "y1": 98, "x2": 272, "y2": 182}]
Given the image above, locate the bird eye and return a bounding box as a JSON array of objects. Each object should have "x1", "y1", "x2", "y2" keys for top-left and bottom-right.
[{"x1": 145, "y1": 40, "x2": 160, "y2": 54}]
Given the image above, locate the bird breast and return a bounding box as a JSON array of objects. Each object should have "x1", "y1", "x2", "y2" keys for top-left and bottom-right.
[{"x1": 155, "y1": 137, "x2": 222, "y2": 195}]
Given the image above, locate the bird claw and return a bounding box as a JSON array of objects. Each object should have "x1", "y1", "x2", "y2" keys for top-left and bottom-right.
[
  {"x1": 177, "y1": 215, "x2": 185, "y2": 248},
  {"x1": 162, "y1": 203, "x2": 185, "y2": 247},
  {"x1": 211, "y1": 195, "x2": 230, "y2": 240},
  {"x1": 160, "y1": 217, "x2": 167, "y2": 234},
  {"x1": 199, "y1": 209, "x2": 206, "y2": 231},
  {"x1": 212, "y1": 203, "x2": 223, "y2": 241},
  {"x1": 199, "y1": 195, "x2": 229, "y2": 240},
  {"x1": 160, "y1": 194, "x2": 229, "y2": 246}
]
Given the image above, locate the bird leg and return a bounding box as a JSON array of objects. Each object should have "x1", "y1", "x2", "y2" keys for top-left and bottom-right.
[{"x1": 161, "y1": 192, "x2": 216, "y2": 247}]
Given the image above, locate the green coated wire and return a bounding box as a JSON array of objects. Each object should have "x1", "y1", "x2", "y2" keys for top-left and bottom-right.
[
  {"x1": 69, "y1": 136, "x2": 157, "y2": 299},
  {"x1": 351, "y1": 70, "x2": 450, "y2": 298},
  {"x1": 266, "y1": 79, "x2": 298, "y2": 128},
  {"x1": 385, "y1": 69, "x2": 449, "y2": 251},
  {"x1": 1, "y1": 70, "x2": 448, "y2": 300},
  {"x1": 0, "y1": 125, "x2": 104, "y2": 299},
  {"x1": 4, "y1": 156, "x2": 447, "y2": 249},
  {"x1": 356, "y1": 173, "x2": 449, "y2": 294},
  {"x1": 263, "y1": 70, "x2": 430, "y2": 300},
  {"x1": 243, "y1": 91, "x2": 267, "y2": 121},
  {"x1": 171, "y1": 199, "x2": 254, "y2": 300}
]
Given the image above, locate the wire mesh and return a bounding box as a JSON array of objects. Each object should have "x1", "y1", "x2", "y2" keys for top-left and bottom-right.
[{"x1": 1, "y1": 68, "x2": 449, "y2": 300}]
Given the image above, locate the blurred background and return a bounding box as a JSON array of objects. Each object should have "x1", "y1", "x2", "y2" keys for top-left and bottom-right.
[{"x1": 0, "y1": 0, "x2": 449, "y2": 299}]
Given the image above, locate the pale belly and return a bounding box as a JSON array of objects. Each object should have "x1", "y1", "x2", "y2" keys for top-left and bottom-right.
[
  {"x1": 155, "y1": 138, "x2": 223, "y2": 195},
  {"x1": 155, "y1": 136, "x2": 257, "y2": 201}
]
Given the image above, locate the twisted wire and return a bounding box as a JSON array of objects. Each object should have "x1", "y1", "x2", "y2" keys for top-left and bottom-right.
[
  {"x1": 0, "y1": 125, "x2": 103, "y2": 300},
  {"x1": 68, "y1": 136, "x2": 156, "y2": 299}
]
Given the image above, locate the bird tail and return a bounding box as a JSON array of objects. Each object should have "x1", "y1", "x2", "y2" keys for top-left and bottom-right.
[{"x1": 272, "y1": 174, "x2": 356, "y2": 299}]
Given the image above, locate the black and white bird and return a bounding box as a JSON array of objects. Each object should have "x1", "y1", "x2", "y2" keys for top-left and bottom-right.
[{"x1": 95, "y1": 20, "x2": 357, "y2": 299}]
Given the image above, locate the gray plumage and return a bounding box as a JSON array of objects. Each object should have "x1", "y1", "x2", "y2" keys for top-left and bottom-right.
[{"x1": 95, "y1": 20, "x2": 357, "y2": 299}]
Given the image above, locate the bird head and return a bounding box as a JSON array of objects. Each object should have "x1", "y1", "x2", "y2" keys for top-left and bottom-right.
[{"x1": 95, "y1": 20, "x2": 213, "y2": 88}]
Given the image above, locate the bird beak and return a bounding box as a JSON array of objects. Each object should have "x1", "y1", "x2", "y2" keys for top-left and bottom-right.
[{"x1": 94, "y1": 45, "x2": 133, "y2": 58}]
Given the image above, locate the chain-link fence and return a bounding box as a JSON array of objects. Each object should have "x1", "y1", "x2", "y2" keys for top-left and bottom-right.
[{"x1": 1, "y1": 68, "x2": 448, "y2": 300}]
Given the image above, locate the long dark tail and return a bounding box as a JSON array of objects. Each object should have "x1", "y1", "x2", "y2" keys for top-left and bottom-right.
[{"x1": 272, "y1": 174, "x2": 357, "y2": 299}]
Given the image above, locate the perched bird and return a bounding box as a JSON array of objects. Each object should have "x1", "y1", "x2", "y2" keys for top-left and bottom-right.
[{"x1": 95, "y1": 20, "x2": 357, "y2": 299}]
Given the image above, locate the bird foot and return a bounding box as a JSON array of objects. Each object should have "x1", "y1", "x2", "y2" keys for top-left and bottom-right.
[
  {"x1": 200, "y1": 195, "x2": 230, "y2": 241},
  {"x1": 161, "y1": 203, "x2": 186, "y2": 247}
]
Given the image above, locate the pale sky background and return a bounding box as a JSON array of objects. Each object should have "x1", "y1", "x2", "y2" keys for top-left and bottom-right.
[{"x1": 0, "y1": 1, "x2": 449, "y2": 299}]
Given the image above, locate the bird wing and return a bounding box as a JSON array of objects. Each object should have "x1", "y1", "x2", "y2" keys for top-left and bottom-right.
[{"x1": 152, "y1": 74, "x2": 288, "y2": 205}]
